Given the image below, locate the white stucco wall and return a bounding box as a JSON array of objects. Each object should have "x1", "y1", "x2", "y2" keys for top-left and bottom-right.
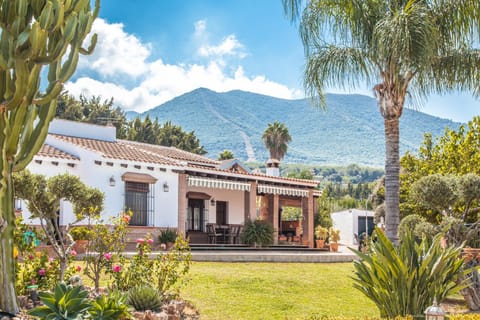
[
  {"x1": 331, "y1": 209, "x2": 375, "y2": 246},
  {"x1": 188, "y1": 186, "x2": 246, "y2": 224},
  {"x1": 24, "y1": 141, "x2": 179, "y2": 228}
]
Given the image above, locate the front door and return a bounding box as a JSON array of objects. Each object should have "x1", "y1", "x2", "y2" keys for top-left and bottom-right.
[
  {"x1": 187, "y1": 199, "x2": 206, "y2": 232},
  {"x1": 216, "y1": 201, "x2": 228, "y2": 225}
]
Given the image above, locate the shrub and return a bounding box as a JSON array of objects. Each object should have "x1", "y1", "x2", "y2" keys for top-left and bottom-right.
[
  {"x1": 158, "y1": 228, "x2": 177, "y2": 244},
  {"x1": 69, "y1": 226, "x2": 93, "y2": 241},
  {"x1": 111, "y1": 234, "x2": 191, "y2": 297},
  {"x1": 153, "y1": 236, "x2": 192, "y2": 297},
  {"x1": 328, "y1": 228, "x2": 341, "y2": 243},
  {"x1": 241, "y1": 219, "x2": 274, "y2": 247},
  {"x1": 351, "y1": 228, "x2": 467, "y2": 318},
  {"x1": 127, "y1": 285, "x2": 163, "y2": 312},
  {"x1": 398, "y1": 214, "x2": 426, "y2": 238},
  {"x1": 88, "y1": 290, "x2": 133, "y2": 320},
  {"x1": 314, "y1": 226, "x2": 328, "y2": 240},
  {"x1": 83, "y1": 211, "x2": 130, "y2": 291},
  {"x1": 28, "y1": 283, "x2": 91, "y2": 319},
  {"x1": 16, "y1": 250, "x2": 78, "y2": 295}
]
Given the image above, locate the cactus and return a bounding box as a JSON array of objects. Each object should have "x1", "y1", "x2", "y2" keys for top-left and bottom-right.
[
  {"x1": 127, "y1": 286, "x2": 164, "y2": 312},
  {"x1": 0, "y1": 0, "x2": 99, "y2": 314}
]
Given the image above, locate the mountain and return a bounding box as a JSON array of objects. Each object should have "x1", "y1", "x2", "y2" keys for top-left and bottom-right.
[{"x1": 136, "y1": 88, "x2": 461, "y2": 167}]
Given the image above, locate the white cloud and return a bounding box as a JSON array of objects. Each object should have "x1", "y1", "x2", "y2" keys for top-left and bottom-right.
[
  {"x1": 198, "y1": 34, "x2": 246, "y2": 59},
  {"x1": 78, "y1": 18, "x2": 151, "y2": 78},
  {"x1": 67, "y1": 18, "x2": 302, "y2": 112},
  {"x1": 194, "y1": 20, "x2": 207, "y2": 38}
]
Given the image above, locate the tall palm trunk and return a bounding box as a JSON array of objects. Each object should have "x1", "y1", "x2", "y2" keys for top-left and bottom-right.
[
  {"x1": 384, "y1": 117, "x2": 401, "y2": 244},
  {"x1": 0, "y1": 163, "x2": 19, "y2": 314}
]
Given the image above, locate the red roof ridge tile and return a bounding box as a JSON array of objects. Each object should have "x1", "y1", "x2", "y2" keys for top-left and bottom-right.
[{"x1": 186, "y1": 164, "x2": 319, "y2": 187}]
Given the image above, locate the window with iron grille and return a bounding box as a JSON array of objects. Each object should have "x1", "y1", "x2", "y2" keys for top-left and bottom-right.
[{"x1": 125, "y1": 181, "x2": 154, "y2": 226}]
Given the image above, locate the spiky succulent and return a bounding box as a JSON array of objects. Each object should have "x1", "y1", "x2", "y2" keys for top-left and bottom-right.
[{"x1": 127, "y1": 285, "x2": 163, "y2": 312}]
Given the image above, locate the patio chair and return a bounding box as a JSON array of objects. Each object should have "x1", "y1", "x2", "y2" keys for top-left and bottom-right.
[
  {"x1": 229, "y1": 224, "x2": 243, "y2": 244},
  {"x1": 206, "y1": 223, "x2": 221, "y2": 244}
]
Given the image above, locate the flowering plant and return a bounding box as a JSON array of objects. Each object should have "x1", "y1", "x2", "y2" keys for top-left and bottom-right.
[
  {"x1": 110, "y1": 233, "x2": 154, "y2": 290},
  {"x1": 15, "y1": 250, "x2": 78, "y2": 295},
  {"x1": 82, "y1": 211, "x2": 131, "y2": 291},
  {"x1": 111, "y1": 234, "x2": 191, "y2": 297}
]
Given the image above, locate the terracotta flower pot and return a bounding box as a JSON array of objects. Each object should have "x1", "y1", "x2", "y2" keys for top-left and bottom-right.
[
  {"x1": 330, "y1": 242, "x2": 339, "y2": 252},
  {"x1": 316, "y1": 239, "x2": 325, "y2": 249},
  {"x1": 74, "y1": 240, "x2": 88, "y2": 254}
]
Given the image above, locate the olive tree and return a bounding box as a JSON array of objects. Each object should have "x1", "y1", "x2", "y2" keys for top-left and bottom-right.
[
  {"x1": 0, "y1": 0, "x2": 98, "y2": 313},
  {"x1": 14, "y1": 171, "x2": 104, "y2": 283}
]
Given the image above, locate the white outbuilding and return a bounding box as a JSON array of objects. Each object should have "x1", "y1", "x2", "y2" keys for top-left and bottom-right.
[{"x1": 331, "y1": 209, "x2": 376, "y2": 247}]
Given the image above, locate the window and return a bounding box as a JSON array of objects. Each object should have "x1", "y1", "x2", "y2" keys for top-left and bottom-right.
[
  {"x1": 125, "y1": 181, "x2": 154, "y2": 226},
  {"x1": 187, "y1": 199, "x2": 207, "y2": 231},
  {"x1": 216, "y1": 201, "x2": 228, "y2": 225}
]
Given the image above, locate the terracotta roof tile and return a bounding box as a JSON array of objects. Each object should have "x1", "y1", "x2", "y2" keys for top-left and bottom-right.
[
  {"x1": 49, "y1": 134, "x2": 178, "y2": 166},
  {"x1": 120, "y1": 140, "x2": 220, "y2": 166},
  {"x1": 37, "y1": 144, "x2": 79, "y2": 161},
  {"x1": 186, "y1": 164, "x2": 319, "y2": 187}
]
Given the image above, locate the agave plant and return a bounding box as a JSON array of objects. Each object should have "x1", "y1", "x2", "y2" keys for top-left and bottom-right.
[
  {"x1": 88, "y1": 290, "x2": 133, "y2": 320},
  {"x1": 28, "y1": 283, "x2": 91, "y2": 320},
  {"x1": 351, "y1": 228, "x2": 468, "y2": 318},
  {"x1": 127, "y1": 285, "x2": 163, "y2": 312}
]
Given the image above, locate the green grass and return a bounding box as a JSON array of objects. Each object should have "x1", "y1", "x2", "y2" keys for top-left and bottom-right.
[{"x1": 181, "y1": 262, "x2": 379, "y2": 320}]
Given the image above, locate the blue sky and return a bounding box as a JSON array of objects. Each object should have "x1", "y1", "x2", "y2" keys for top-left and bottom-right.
[{"x1": 66, "y1": 0, "x2": 480, "y2": 123}]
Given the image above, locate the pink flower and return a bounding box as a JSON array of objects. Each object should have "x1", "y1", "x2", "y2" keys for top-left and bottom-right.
[
  {"x1": 30, "y1": 279, "x2": 36, "y2": 285},
  {"x1": 122, "y1": 215, "x2": 131, "y2": 224},
  {"x1": 136, "y1": 238, "x2": 145, "y2": 244},
  {"x1": 48, "y1": 258, "x2": 54, "y2": 262},
  {"x1": 38, "y1": 268, "x2": 46, "y2": 276},
  {"x1": 147, "y1": 238, "x2": 154, "y2": 245},
  {"x1": 28, "y1": 255, "x2": 34, "y2": 260},
  {"x1": 112, "y1": 264, "x2": 122, "y2": 273},
  {"x1": 103, "y1": 253, "x2": 112, "y2": 260},
  {"x1": 70, "y1": 250, "x2": 77, "y2": 257},
  {"x1": 76, "y1": 265, "x2": 82, "y2": 272}
]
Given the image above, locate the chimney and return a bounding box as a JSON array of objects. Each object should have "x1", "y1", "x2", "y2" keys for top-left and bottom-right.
[{"x1": 265, "y1": 158, "x2": 280, "y2": 177}]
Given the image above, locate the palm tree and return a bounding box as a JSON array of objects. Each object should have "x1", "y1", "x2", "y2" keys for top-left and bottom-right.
[
  {"x1": 262, "y1": 121, "x2": 292, "y2": 161},
  {"x1": 283, "y1": 0, "x2": 480, "y2": 242}
]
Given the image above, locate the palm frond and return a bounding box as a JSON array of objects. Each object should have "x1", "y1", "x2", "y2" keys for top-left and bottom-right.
[
  {"x1": 415, "y1": 49, "x2": 480, "y2": 98},
  {"x1": 304, "y1": 45, "x2": 374, "y2": 108}
]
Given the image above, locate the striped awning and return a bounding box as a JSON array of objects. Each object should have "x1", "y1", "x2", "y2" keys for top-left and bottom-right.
[
  {"x1": 187, "y1": 176, "x2": 251, "y2": 191},
  {"x1": 257, "y1": 184, "x2": 309, "y2": 197}
]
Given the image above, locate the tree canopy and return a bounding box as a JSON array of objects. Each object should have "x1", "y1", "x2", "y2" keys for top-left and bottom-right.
[
  {"x1": 283, "y1": 0, "x2": 480, "y2": 242},
  {"x1": 218, "y1": 150, "x2": 235, "y2": 160},
  {"x1": 262, "y1": 121, "x2": 291, "y2": 161},
  {"x1": 55, "y1": 93, "x2": 208, "y2": 155}
]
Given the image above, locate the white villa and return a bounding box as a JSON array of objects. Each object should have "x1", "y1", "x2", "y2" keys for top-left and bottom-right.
[{"x1": 21, "y1": 119, "x2": 320, "y2": 247}]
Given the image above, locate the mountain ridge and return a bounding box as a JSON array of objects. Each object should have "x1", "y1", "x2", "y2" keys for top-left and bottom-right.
[{"x1": 133, "y1": 88, "x2": 460, "y2": 167}]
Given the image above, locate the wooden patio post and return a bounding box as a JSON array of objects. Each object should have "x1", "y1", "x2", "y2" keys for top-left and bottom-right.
[
  {"x1": 302, "y1": 190, "x2": 315, "y2": 248},
  {"x1": 177, "y1": 173, "x2": 188, "y2": 235},
  {"x1": 307, "y1": 190, "x2": 314, "y2": 248},
  {"x1": 273, "y1": 193, "x2": 279, "y2": 245},
  {"x1": 247, "y1": 181, "x2": 257, "y2": 222}
]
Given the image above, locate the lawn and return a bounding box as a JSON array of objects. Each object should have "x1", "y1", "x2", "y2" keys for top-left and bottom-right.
[{"x1": 181, "y1": 262, "x2": 379, "y2": 320}]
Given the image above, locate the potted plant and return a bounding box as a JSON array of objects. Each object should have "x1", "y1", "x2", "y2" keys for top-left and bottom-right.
[
  {"x1": 69, "y1": 226, "x2": 93, "y2": 254},
  {"x1": 240, "y1": 219, "x2": 274, "y2": 247},
  {"x1": 328, "y1": 228, "x2": 341, "y2": 252},
  {"x1": 158, "y1": 228, "x2": 177, "y2": 250},
  {"x1": 314, "y1": 226, "x2": 328, "y2": 249}
]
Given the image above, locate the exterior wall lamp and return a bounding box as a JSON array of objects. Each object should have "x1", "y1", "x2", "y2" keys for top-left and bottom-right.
[
  {"x1": 210, "y1": 198, "x2": 216, "y2": 206},
  {"x1": 109, "y1": 175, "x2": 116, "y2": 187},
  {"x1": 163, "y1": 181, "x2": 169, "y2": 192},
  {"x1": 424, "y1": 298, "x2": 445, "y2": 320}
]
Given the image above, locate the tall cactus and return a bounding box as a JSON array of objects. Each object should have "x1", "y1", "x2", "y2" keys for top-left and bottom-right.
[{"x1": 0, "y1": 0, "x2": 98, "y2": 314}]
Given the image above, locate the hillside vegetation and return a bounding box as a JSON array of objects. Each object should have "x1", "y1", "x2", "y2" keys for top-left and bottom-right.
[{"x1": 132, "y1": 88, "x2": 460, "y2": 167}]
